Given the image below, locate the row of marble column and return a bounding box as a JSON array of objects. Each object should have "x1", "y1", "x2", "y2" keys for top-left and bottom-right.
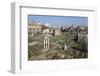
[{"x1": 78, "y1": 34, "x2": 88, "y2": 42}]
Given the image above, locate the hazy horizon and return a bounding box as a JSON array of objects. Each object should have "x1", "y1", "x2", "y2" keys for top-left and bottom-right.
[{"x1": 28, "y1": 15, "x2": 88, "y2": 26}]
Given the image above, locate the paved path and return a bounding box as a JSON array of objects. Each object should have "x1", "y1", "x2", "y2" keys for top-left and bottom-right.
[{"x1": 28, "y1": 42, "x2": 38, "y2": 46}]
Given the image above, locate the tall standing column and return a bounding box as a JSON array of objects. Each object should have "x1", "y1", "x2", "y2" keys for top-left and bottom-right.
[
  {"x1": 48, "y1": 38, "x2": 49, "y2": 49},
  {"x1": 46, "y1": 37, "x2": 47, "y2": 50},
  {"x1": 43, "y1": 36, "x2": 49, "y2": 51},
  {"x1": 44, "y1": 37, "x2": 45, "y2": 50}
]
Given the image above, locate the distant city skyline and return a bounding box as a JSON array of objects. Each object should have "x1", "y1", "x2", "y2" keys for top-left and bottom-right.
[{"x1": 28, "y1": 15, "x2": 88, "y2": 26}]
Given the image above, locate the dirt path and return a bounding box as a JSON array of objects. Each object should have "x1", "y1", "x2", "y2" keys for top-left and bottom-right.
[{"x1": 29, "y1": 54, "x2": 47, "y2": 60}]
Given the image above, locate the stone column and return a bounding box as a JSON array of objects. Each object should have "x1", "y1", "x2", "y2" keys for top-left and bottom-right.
[
  {"x1": 47, "y1": 37, "x2": 49, "y2": 49},
  {"x1": 44, "y1": 38, "x2": 45, "y2": 50},
  {"x1": 43, "y1": 36, "x2": 49, "y2": 51}
]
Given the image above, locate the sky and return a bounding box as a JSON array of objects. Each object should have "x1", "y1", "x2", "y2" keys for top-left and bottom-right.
[{"x1": 28, "y1": 15, "x2": 88, "y2": 26}]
